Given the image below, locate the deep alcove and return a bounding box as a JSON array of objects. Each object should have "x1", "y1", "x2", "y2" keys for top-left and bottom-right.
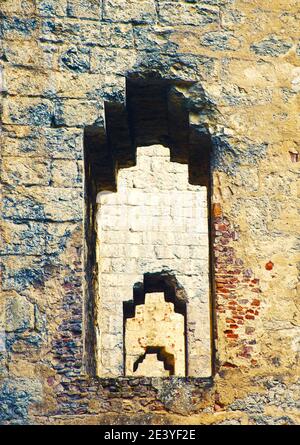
[{"x1": 84, "y1": 75, "x2": 213, "y2": 377}]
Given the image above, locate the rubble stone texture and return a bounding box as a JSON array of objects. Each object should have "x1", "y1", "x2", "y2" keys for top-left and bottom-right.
[
  {"x1": 96, "y1": 145, "x2": 210, "y2": 377},
  {"x1": 0, "y1": 0, "x2": 299, "y2": 425}
]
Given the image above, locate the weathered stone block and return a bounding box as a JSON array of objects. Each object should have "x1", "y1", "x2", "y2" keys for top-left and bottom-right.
[
  {"x1": 43, "y1": 128, "x2": 83, "y2": 159},
  {"x1": 90, "y1": 48, "x2": 137, "y2": 75},
  {"x1": 67, "y1": 0, "x2": 102, "y2": 19},
  {"x1": 158, "y1": 3, "x2": 219, "y2": 26},
  {"x1": 60, "y1": 46, "x2": 90, "y2": 73},
  {"x1": 133, "y1": 26, "x2": 179, "y2": 53},
  {"x1": 0, "y1": 221, "x2": 47, "y2": 256},
  {"x1": 54, "y1": 71, "x2": 122, "y2": 100},
  {"x1": 2, "y1": 98, "x2": 54, "y2": 126},
  {"x1": 1, "y1": 157, "x2": 50, "y2": 186},
  {"x1": 125, "y1": 292, "x2": 185, "y2": 376},
  {"x1": 2, "y1": 186, "x2": 83, "y2": 222},
  {"x1": 39, "y1": 18, "x2": 100, "y2": 44},
  {"x1": 36, "y1": 0, "x2": 67, "y2": 17},
  {"x1": 5, "y1": 296, "x2": 35, "y2": 332},
  {"x1": 103, "y1": 0, "x2": 157, "y2": 24},
  {"x1": 51, "y1": 160, "x2": 80, "y2": 187},
  {"x1": 0, "y1": 0, "x2": 35, "y2": 15},
  {"x1": 1, "y1": 16, "x2": 38, "y2": 40},
  {"x1": 3, "y1": 66, "x2": 54, "y2": 97},
  {"x1": 200, "y1": 31, "x2": 241, "y2": 51},
  {"x1": 54, "y1": 99, "x2": 104, "y2": 127},
  {"x1": 1, "y1": 0, "x2": 299, "y2": 426},
  {"x1": 1, "y1": 127, "x2": 83, "y2": 160},
  {"x1": 98, "y1": 23, "x2": 134, "y2": 48},
  {"x1": 251, "y1": 36, "x2": 293, "y2": 56},
  {"x1": 1, "y1": 256, "x2": 46, "y2": 292},
  {"x1": 0, "y1": 378, "x2": 42, "y2": 423},
  {"x1": 45, "y1": 222, "x2": 79, "y2": 255}
]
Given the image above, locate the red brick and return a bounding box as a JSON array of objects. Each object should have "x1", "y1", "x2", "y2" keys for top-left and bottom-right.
[
  {"x1": 226, "y1": 333, "x2": 239, "y2": 339},
  {"x1": 245, "y1": 314, "x2": 255, "y2": 320},
  {"x1": 265, "y1": 261, "x2": 274, "y2": 271},
  {"x1": 213, "y1": 203, "x2": 222, "y2": 218},
  {"x1": 251, "y1": 299, "x2": 260, "y2": 306}
]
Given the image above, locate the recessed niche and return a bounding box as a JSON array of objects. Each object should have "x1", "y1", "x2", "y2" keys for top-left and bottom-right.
[{"x1": 83, "y1": 76, "x2": 213, "y2": 378}]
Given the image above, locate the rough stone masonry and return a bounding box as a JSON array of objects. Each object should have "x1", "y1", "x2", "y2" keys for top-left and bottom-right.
[{"x1": 0, "y1": 0, "x2": 299, "y2": 425}]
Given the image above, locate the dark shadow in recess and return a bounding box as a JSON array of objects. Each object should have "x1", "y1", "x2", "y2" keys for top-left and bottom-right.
[{"x1": 133, "y1": 347, "x2": 175, "y2": 376}]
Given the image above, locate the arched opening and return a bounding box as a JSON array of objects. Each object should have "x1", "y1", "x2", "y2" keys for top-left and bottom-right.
[
  {"x1": 133, "y1": 347, "x2": 175, "y2": 377},
  {"x1": 124, "y1": 272, "x2": 187, "y2": 377},
  {"x1": 84, "y1": 75, "x2": 213, "y2": 378}
]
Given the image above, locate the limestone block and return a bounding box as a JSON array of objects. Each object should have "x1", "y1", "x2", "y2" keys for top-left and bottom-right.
[
  {"x1": 103, "y1": 0, "x2": 157, "y2": 24},
  {"x1": 55, "y1": 72, "x2": 123, "y2": 99},
  {"x1": 0, "y1": 0, "x2": 35, "y2": 14},
  {"x1": 54, "y1": 99, "x2": 104, "y2": 127},
  {"x1": 158, "y1": 3, "x2": 219, "y2": 26},
  {"x1": 199, "y1": 31, "x2": 241, "y2": 51},
  {"x1": 43, "y1": 128, "x2": 83, "y2": 160},
  {"x1": 154, "y1": 246, "x2": 174, "y2": 260},
  {"x1": 103, "y1": 286, "x2": 133, "y2": 302},
  {"x1": 133, "y1": 25, "x2": 178, "y2": 53},
  {"x1": 0, "y1": 378, "x2": 43, "y2": 422},
  {"x1": 2, "y1": 97, "x2": 54, "y2": 126},
  {"x1": 51, "y1": 160, "x2": 79, "y2": 187},
  {"x1": 0, "y1": 221, "x2": 46, "y2": 256},
  {"x1": 40, "y1": 18, "x2": 100, "y2": 44},
  {"x1": 8, "y1": 360, "x2": 36, "y2": 378},
  {"x1": 5, "y1": 296, "x2": 35, "y2": 332},
  {"x1": 1, "y1": 127, "x2": 83, "y2": 160},
  {"x1": 1, "y1": 16, "x2": 38, "y2": 40},
  {"x1": 1, "y1": 157, "x2": 50, "y2": 186},
  {"x1": 45, "y1": 222, "x2": 78, "y2": 255},
  {"x1": 3, "y1": 66, "x2": 55, "y2": 97},
  {"x1": 0, "y1": 0, "x2": 299, "y2": 423},
  {"x1": 90, "y1": 48, "x2": 137, "y2": 76},
  {"x1": 1, "y1": 255, "x2": 45, "y2": 293},
  {"x1": 101, "y1": 273, "x2": 140, "y2": 288},
  {"x1": 67, "y1": 0, "x2": 101, "y2": 19},
  {"x1": 101, "y1": 333, "x2": 121, "y2": 351},
  {"x1": 98, "y1": 23, "x2": 134, "y2": 48},
  {"x1": 2, "y1": 186, "x2": 83, "y2": 222},
  {"x1": 37, "y1": 0, "x2": 68, "y2": 17},
  {"x1": 60, "y1": 46, "x2": 90, "y2": 73},
  {"x1": 251, "y1": 35, "x2": 293, "y2": 57},
  {"x1": 108, "y1": 314, "x2": 123, "y2": 335}
]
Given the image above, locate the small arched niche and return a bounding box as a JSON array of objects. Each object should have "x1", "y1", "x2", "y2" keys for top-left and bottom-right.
[
  {"x1": 83, "y1": 75, "x2": 213, "y2": 378},
  {"x1": 133, "y1": 347, "x2": 176, "y2": 377},
  {"x1": 124, "y1": 272, "x2": 187, "y2": 377}
]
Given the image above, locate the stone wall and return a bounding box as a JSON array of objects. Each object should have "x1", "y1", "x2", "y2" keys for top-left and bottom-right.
[{"x1": 0, "y1": 0, "x2": 299, "y2": 425}]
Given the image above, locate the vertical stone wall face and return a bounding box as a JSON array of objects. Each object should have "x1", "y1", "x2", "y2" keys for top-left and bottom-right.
[
  {"x1": 0, "y1": 0, "x2": 299, "y2": 425},
  {"x1": 96, "y1": 145, "x2": 210, "y2": 377}
]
